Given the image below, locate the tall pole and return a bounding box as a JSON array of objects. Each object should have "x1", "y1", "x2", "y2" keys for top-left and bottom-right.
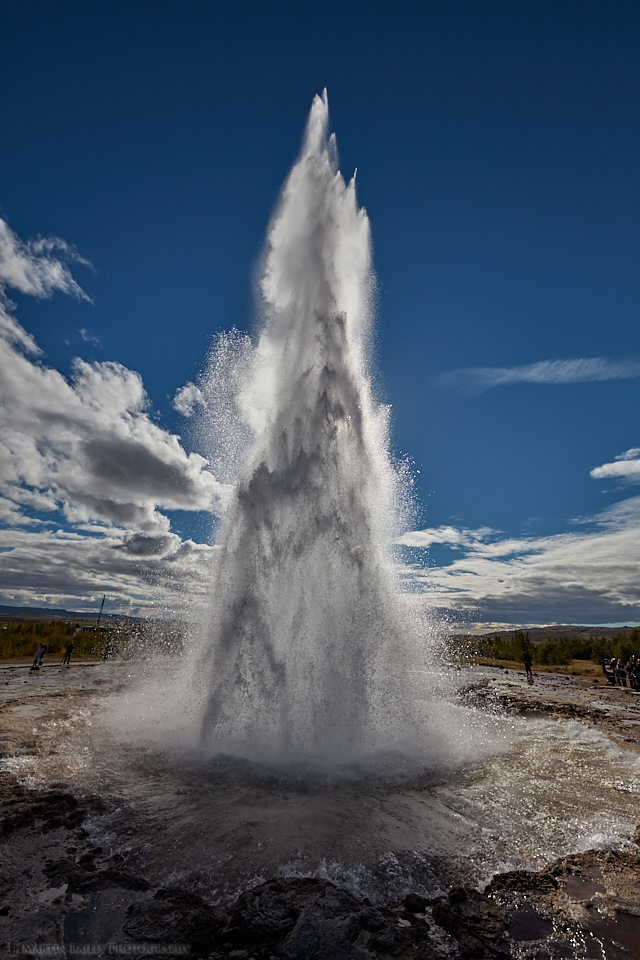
[{"x1": 96, "y1": 594, "x2": 106, "y2": 629}]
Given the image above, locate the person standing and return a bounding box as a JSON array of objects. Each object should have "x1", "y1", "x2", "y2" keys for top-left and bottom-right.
[
  {"x1": 32, "y1": 643, "x2": 47, "y2": 668},
  {"x1": 61, "y1": 641, "x2": 74, "y2": 666},
  {"x1": 523, "y1": 650, "x2": 533, "y2": 682}
]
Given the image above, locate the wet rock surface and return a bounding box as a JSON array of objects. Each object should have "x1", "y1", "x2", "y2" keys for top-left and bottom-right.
[
  {"x1": 462, "y1": 668, "x2": 640, "y2": 750},
  {"x1": 2, "y1": 663, "x2": 640, "y2": 958}
]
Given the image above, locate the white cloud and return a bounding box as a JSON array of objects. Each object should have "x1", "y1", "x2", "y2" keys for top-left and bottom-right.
[
  {"x1": 403, "y1": 497, "x2": 640, "y2": 626},
  {"x1": 0, "y1": 217, "x2": 91, "y2": 300},
  {"x1": 0, "y1": 524, "x2": 215, "y2": 616},
  {"x1": 435, "y1": 357, "x2": 640, "y2": 395},
  {"x1": 173, "y1": 381, "x2": 204, "y2": 416},
  {"x1": 3, "y1": 216, "x2": 636, "y2": 628},
  {"x1": 591, "y1": 447, "x2": 640, "y2": 483},
  {"x1": 398, "y1": 525, "x2": 496, "y2": 550},
  {"x1": 0, "y1": 333, "x2": 225, "y2": 534}
]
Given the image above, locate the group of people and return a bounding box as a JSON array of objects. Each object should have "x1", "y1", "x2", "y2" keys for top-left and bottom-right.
[
  {"x1": 603, "y1": 656, "x2": 640, "y2": 690},
  {"x1": 30, "y1": 641, "x2": 75, "y2": 670}
]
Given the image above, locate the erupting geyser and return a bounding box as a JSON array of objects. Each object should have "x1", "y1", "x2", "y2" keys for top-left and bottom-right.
[
  {"x1": 192, "y1": 91, "x2": 433, "y2": 762},
  {"x1": 6, "y1": 95, "x2": 639, "y2": 958}
]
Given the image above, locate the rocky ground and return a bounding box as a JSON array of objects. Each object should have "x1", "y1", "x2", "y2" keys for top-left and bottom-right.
[{"x1": 1, "y1": 661, "x2": 640, "y2": 959}]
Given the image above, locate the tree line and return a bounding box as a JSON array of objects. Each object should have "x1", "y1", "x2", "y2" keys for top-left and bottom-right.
[
  {"x1": 0, "y1": 620, "x2": 117, "y2": 659},
  {"x1": 0, "y1": 618, "x2": 187, "y2": 660},
  {"x1": 460, "y1": 628, "x2": 640, "y2": 666}
]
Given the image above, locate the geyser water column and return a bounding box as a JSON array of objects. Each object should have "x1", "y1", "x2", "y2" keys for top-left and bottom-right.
[{"x1": 196, "y1": 91, "x2": 423, "y2": 761}]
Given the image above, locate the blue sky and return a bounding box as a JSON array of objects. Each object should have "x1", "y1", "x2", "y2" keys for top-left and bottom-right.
[{"x1": 0, "y1": 0, "x2": 639, "y2": 628}]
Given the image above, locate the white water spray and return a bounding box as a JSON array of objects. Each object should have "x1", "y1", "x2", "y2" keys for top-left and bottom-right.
[{"x1": 190, "y1": 91, "x2": 435, "y2": 762}]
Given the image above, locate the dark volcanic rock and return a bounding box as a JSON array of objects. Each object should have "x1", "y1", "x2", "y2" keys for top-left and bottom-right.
[
  {"x1": 123, "y1": 877, "x2": 438, "y2": 959},
  {"x1": 402, "y1": 893, "x2": 428, "y2": 914},
  {"x1": 217, "y1": 877, "x2": 417, "y2": 958},
  {"x1": 486, "y1": 868, "x2": 559, "y2": 897},
  {"x1": 227, "y1": 879, "x2": 298, "y2": 938},
  {"x1": 68, "y1": 867, "x2": 150, "y2": 893},
  {"x1": 431, "y1": 888, "x2": 509, "y2": 958},
  {"x1": 0, "y1": 782, "x2": 107, "y2": 834},
  {"x1": 124, "y1": 886, "x2": 221, "y2": 956},
  {"x1": 179, "y1": 848, "x2": 640, "y2": 958}
]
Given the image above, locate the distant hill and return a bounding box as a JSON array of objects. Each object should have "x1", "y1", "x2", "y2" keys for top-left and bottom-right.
[
  {"x1": 0, "y1": 604, "x2": 133, "y2": 624},
  {"x1": 457, "y1": 624, "x2": 638, "y2": 643}
]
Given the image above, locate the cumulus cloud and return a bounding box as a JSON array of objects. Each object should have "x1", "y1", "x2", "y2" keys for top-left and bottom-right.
[
  {"x1": 435, "y1": 357, "x2": 640, "y2": 395},
  {"x1": 0, "y1": 337, "x2": 224, "y2": 534},
  {"x1": 590, "y1": 447, "x2": 640, "y2": 483},
  {"x1": 0, "y1": 217, "x2": 225, "y2": 613},
  {"x1": 5, "y1": 215, "x2": 636, "y2": 627}
]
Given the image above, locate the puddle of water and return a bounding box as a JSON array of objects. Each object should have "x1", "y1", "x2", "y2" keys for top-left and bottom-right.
[
  {"x1": 37, "y1": 883, "x2": 68, "y2": 905},
  {"x1": 63, "y1": 888, "x2": 138, "y2": 945},
  {"x1": 588, "y1": 911, "x2": 640, "y2": 958},
  {"x1": 508, "y1": 902, "x2": 554, "y2": 941},
  {"x1": 563, "y1": 874, "x2": 606, "y2": 902}
]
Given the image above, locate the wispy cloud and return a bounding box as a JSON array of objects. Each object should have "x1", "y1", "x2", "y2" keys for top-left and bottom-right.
[
  {"x1": 398, "y1": 525, "x2": 497, "y2": 551},
  {"x1": 435, "y1": 357, "x2": 640, "y2": 395},
  {"x1": 79, "y1": 327, "x2": 102, "y2": 348},
  {"x1": 591, "y1": 447, "x2": 640, "y2": 483}
]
